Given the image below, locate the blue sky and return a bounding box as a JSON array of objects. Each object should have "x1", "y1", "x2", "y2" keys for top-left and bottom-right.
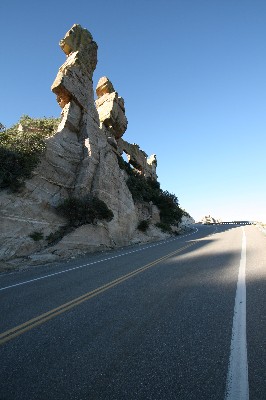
[{"x1": 1, "y1": 0, "x2": 266, "y2": 222}]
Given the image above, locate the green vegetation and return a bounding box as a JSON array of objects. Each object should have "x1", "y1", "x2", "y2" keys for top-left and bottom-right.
[
  {"x1": 29, "y1": 231, "x2": 44, "y2": 241},
  {"x1": 155, "y1": 222, "x2": 174, "y2": 233},
  {"x1": 137, "y1": 219, "x2": 150, "y2": 232},
  {"x1": 116, "y1": 154, "x2": 132, "y2": 175},
  {"x1": 45, "y1": 226, "x2": 72, "y2": 245},
  {"x1": 44, "y1": 195, "x2": 114, "y2": 245},
  {"x1": 117, "y1": 155, "x2": 183, "y2": 232},
  {"x1": 0, "y1": 115, "x2": 59, "y2": 191},
  {"x1": 55, "y1": 195, "x2": 114, "y2": 227}
]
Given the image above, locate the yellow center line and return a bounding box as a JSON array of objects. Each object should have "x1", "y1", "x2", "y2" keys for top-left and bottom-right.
[{"x1": 0, "y1": 241, "x2": 197, "y2": 345}]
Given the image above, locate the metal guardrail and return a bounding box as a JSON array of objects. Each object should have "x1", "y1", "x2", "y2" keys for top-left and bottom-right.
[{"x1": 202, "y1": 221, "x2": 253, "y2": 225}]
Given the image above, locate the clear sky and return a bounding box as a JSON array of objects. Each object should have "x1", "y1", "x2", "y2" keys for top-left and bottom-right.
[{"x1": 1, "y1": 0, "x2": 266, "y2": 222}]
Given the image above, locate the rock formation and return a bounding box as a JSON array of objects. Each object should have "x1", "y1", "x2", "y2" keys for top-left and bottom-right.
[
  {"x1": 0, "y1": 24, "x2": 177, "y2": 268},
  {"x1": 94, "y1": 75, "x2": 157, "y2": 179},
  {"x1": 200, "y1": 215, "x2": 221, "y2": 224},
  {"x1": 95, "y1": 76, "x2": 127, "y2": 139},
  {"x1": 117, "y1": 140, "x2": 158, "y2": 180}
]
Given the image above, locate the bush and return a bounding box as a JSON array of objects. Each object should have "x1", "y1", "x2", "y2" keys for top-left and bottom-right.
[
  {"x1": 0, "y1": 115, "x2": 59, "y2": 191},
  {"x1": 56, "y1": 195, "x2": 114, "y2": 227},
  {"x1": 137, "y1": 220, "x2": 150, "y2": 232},
  {"x1": 116, "y1": 154, "x2": 133, "y2": 175},
  {"x1": 126, "y1": 174, "x2": 154, "y2": 202},
  {"x1": 46, "y1": 226, "x2": 72, "y2": 245},
  {"x1": 155, "y1": 190, "x2": 183, "y2": 225},
  {"x1": 126, "y1": 171, "x2": 183, "y2": 226},
  {"x1": 29, "y1": 231, "x2": 44, "y2": 241},
  {"x1": 155, "y1": 222, "x2": 173, "y2": 233},
  {"x1": 45, "y1": 196, "x2": 114, "y2": 245}
]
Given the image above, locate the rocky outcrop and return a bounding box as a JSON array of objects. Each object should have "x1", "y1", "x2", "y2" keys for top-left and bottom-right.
[
  {"x1": 117, "y1": 139, "x2": 158, "y2": 180},
  {"x1": 179, "y1": 215, "x2": 195, "y2": 229},
  {"x1": 0, "y1": 24, "x2": 177, "y2": 267},
  {"x1": 94, "y1": 75, "x2": 157, "y2": 179},
  {"x1": 52, "y1": 24, "x2": 98, "y2": 110},
  {"x1": 95, "y1": 77, "x2": 127, "y2": 139},
  {"x1": 200, "y1": 215, "x2": 221, "y2": 224}
]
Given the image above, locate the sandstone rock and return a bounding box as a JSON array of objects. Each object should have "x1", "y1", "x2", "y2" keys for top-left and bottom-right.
[
  {"x1": 135, "y1": 202, "x2": 160, "y2": 224},
  {"x1": 147, "y1": 154, "x2": 158, "y2": 180},
  {"x1": 179, "y1": 215, "x2": 195, "y2": 228},
  {"x1": 107, "y1": 136, "x2": 118, "y2": 149},
  {"x1": 0, "y1": 193, "x2": 66, "y2": 260},
  {"x1": 28, "y1": 253, "x2": 60, "y2": 265},
  {"x1": 95, "y1": 77, "x2": 128, "y2": 139},
  {"x1": 130, "y1": 224, "x2": 170, "y2": 245},
  {"x1": 47, "y1": 224, "x2": 114, "y2": 258},
  {"x1": 119, "y1": 140, "x2": 147, "y2": 172},
  {"x1": 96, "y1": 76, "x2": 115, "y2": 97},
  {"x1": 51, "y1": 24, "x2": 98, "y2": 119},
  {"x1": 201, "y1": 215, "x2": 219, "y2": 224},
  {"x1": 117, "y1": 139, "x2": 158, "y2": 180}
]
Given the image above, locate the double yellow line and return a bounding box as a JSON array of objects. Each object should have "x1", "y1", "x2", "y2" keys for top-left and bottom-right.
[{"x1": 0, "y1": 241, "x2": 196, "y2": 345}]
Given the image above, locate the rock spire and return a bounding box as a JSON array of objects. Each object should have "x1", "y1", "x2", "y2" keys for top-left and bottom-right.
[{"x1": 51, "y1": 24, "x2": 98, "y2": 110}]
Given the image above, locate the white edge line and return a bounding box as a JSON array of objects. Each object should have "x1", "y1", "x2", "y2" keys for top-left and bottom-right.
[
  {"x1": 225, "y1": 227, "x2": 249, "y2": 400},
  {"x1": 0, "y1": 227, "x2": 199, "y2": 292}
]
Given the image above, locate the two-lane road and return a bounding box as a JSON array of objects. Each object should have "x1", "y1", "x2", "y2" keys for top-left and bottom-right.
[{"x1": 0, "y1": 224, "x2": 265, "y2": 399}]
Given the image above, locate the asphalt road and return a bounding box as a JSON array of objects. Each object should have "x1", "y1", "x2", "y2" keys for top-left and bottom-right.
[{"x1": 0, "y1": 224, "x2": 265, "y2": 399}]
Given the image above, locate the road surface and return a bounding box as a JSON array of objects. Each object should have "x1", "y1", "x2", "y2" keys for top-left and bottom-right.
[{"x1": 0, "y1": 224, "x2": 265, "y2": 399}]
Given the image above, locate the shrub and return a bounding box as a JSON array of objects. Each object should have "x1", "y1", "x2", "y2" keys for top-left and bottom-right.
[
  {"x1": 56, "y1": 195, "x2": 114, "y2": 227},
  {"x1": 116, "y1": 154, "x2": 133, "y2": 175},
  {"x1": 29, "y1": 231, "x2": 44, "y2": 241},
  {"x1": 0, "y1": 115, "x2": 59, "y2": 191},
  {"x1": 155, "y1": 222, "x2": 173, "y2": 233},
  {"x1": 126, "y1": 174, "x2": 153, "y2": 202},
  {"x1": 155, "y1": 190, "x2": 183, "y2": 225},
  {"x1": 137, "y1": 220, "x2": 150, "y2": 232},
  {"x1": 46, "y1": 226, "x2": 72, "y2": 245},
  {"x1": 126, "y1": 171, "x2": 183, "y2": 226}
]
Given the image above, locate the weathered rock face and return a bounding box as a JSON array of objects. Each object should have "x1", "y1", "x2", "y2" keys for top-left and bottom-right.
[
  {"x1": 52, "y1": 24, "x2": 98, "y2": 111},
  {"x1": 201, "y1": 215, "x2": 220, "y2": 224},
  {"x1": 0, "y1": 24, "x2": 168, "y2": 267},
  {"x1": 95, "y1": 77, "x2": 128, "y2": 139},
  {"x1": 96, "y1": 76, "x2": 115, "y2": 97},
  {"x1": 179, "y1": 215, "x2": 195, "y2": 228},
  {"x1": 117, "y1": 139, "x2": 158, "y2": 180}
]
